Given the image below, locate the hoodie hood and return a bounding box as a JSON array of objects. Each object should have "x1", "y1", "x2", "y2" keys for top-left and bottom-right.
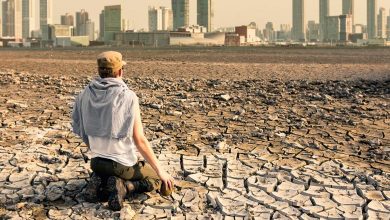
[
  {"x1": 87, "y1": 77, "x2": 128, "y2": 104},
  {"x1": 71, "y1": 76, "x2": 138, "y2": 141}
]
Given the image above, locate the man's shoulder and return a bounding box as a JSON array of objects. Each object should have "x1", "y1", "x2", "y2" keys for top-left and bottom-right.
[{"x1": 124, "y1": 89, "x2": 138, "y2": 101}]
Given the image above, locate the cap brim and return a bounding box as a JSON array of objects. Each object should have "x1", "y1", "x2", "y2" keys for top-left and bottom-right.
[{"x1": 122, "y1": 61, "x2": 127, "y2": 66}]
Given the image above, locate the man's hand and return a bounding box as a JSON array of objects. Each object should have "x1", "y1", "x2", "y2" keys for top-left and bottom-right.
[{"x1": 158, "y1": 170, "x2": 175, "y2": 191}]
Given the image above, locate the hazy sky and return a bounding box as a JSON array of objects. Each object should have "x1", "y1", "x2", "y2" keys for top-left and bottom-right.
[{"x1": 54, "y1": 0, "x2": 390, "y2": 31}]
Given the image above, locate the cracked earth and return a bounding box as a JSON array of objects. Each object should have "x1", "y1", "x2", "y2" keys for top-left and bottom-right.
[{"x1": 0, "y1": 48, "x2": 389, "y2": 220}]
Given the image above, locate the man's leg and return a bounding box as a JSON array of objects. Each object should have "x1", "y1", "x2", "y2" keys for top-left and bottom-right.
[
  {"x1": 114, "y1": 160, "x2": 162, "y2": 194},
  {"x1": 129, "y1": 160, "x2": 162, "y2": 193},
  {"x1": 85, "y1": 158, "x2": 113, "y2": 202}
]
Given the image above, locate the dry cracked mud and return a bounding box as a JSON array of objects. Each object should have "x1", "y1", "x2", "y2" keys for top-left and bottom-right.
[{"x1": 0, "y1": 48, "x2": 389, "y2": 220}]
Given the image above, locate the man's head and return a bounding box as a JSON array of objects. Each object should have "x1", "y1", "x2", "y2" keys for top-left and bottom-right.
[{"x1": 97, "y1": 51, "x2": 127, "y2": 78}]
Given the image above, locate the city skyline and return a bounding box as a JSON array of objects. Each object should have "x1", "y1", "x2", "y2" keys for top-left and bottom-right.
[{"x1": 52, "y1": 0, "x2": 390, "y2": 30}]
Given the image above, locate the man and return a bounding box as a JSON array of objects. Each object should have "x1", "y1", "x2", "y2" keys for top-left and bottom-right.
[{"x1": 72, "y1": 51, "x2": 174, "y2": 211}]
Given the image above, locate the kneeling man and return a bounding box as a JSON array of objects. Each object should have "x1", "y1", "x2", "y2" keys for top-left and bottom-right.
[{"x1": 72, "y1": 51, "x2": 174, "y2": 211}]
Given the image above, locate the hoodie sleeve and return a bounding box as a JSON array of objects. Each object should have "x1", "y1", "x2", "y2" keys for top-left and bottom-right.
[
  {"x1": 72, "y1": 92, "x2": 90, "y2": 146},
  {"x1": 72, "y1": 94, "x2": 81, "y2": 135}
]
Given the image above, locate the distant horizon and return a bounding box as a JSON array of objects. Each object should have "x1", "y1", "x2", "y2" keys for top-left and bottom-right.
[{"x1": 52, "y1": 0, "x2": 390, "y2": 31}]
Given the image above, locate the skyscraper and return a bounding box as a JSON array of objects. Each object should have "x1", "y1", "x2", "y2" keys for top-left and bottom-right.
[
  {"x1": 367, "y1": 0, "x2": 377, "y2": 39},
  {"x1": 22, "y1": 0, "x2": 35, "y2": 38},
  {"x1": 319, "y1": 0, "x2": 329, "y2": 41},
  {"x1": 2, "y1": 1, "x2": 7, "y2": 37},
  {"x1": 387, "y1": 10, "x2": 390, "y2": 39},
  {"x1": 342, "y1": 0, "x2": 354, "y2": 31},
  {"x1": 378, "y1": 7, "x2": 387, "y2": 39},
  {"x1": 99, "y1": 10, "x2": 104, "y2": 40},
  {"x1": 197, "y1": 0, "x2": 213, "y2": 32},
  {"x1": 2, "y1": 0, "x2": 22, "y2": 39},
  {"x1": 76, "y1": 9, "x2": 88, "y2": 36},
  {"x1": 82, "y1": 19, "x2": 94, "y2": 41},
  {"x1": 307, "y1": 20, "x2": 320, "y2": 42},
  {"x1": 292, "y1": 0, "x2": 305, "y2": 42},
  {"x1": 339, "y1": 14, "x2": 353, "y2": 41},
  {"x1": 148, "y1": 6, "x2": 173, "y2": 32},
  {"x1": 61, "y1": 13, "x2": 74, "y2": 26},
  {"x1": 172, "y1": 0, "x2": 189, "y2": 30},
  {"x1": 40, "y1": 0, "x2": 53, "y2": 40},
  {"x1": 161, "y1": 7, "x2": 173, "y2": 31},
  {"x1": 0, "y1": 2, "x2": 3, "y2": 37},
  {"x1": 103, "y1": 5, "x2": 122, "y2": 42}
]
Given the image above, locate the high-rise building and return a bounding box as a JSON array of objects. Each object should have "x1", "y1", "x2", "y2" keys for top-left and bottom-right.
[
  {"x1": 22, "y1": 0, "x2": 35, "y2": 38},
  {"x1": 61, "y1": 13, "x2": 74, "y2": 26},
  {"x1": 367, "y1": 0, "x2": 377, "y2": 39},
  {"x1": 172, "y1": 0, "x2": 189, "y2": 30},
  {"x1": 307, "y1": 20, "x2": 320, "y2": 42},
  {"x1": 342, "y1": 0, "x2": 354, "y2": 31},
  {"x1": 103, "y1": 5, "x2": 122, "y2": 42},
  {"x1": 378, "y1": 7, "x2": 387, "y2": 39},
  {"x1": 387, "y1": 10, "x2": 390, "y2": 39},
  {"x1": 0, "y1": 1, "x2": 3, "y2": 37},
  {"x1": 263, "y1": 22, "x2": 275, "y2": 42},
  {"x1": 40, "y1": 0, "x2": 53, "y2": 40},
  {"x1": 319, "y1": 0, "x2": 329, "y2": 41},
  {"x1": 324, "y1": 15, "x2": 352, "y2": 42},
  {"x1": 277, "y1": 24, "x2": 291, "y2": 41},
  {"x1": 2, "y1": 0, "x2": 22, "y2": 39},
  {"x1": 121, "y1": 19, "x2": 129, "y2": 31},
  {"x1": 161, "y1": 7, "x2": 173, "y2": 31},
  {"x1": 76, "y1": 9, "x2": 88, "y2": 36},
  {"x1": 292, "y1": 0, "x2": 305, "y2": 42},
  {"x1": 339, "y1": 14, "x2": 353, "y2": 41},
  {"x1": 99, "y1": 10, "x2": 104, "y2": 40},
  {"x1": 148, "y1": 6, "x2": 173, "y2": 32},
  {"x1": 2, "y1": 1, "x2": 7, "y2": 37},
  {"x1": 81, "y1": 19, "x2": 94, "y2": 41},
  {"x1": 197, "y1": 0, "x2": 213, "y2": 32},
  {"x1": 325, "y1": 16, "x2": 340, "y2": 42}
]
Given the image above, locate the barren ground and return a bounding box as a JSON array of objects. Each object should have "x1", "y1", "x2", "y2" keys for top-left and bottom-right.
[{"x1": 0, "y1": 47, "x2": 389, "y2": 219}]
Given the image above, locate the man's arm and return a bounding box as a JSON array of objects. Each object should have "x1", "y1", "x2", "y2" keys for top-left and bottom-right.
[{"x1": 132, "y1": 101, "x2": 174, "y2": 190}]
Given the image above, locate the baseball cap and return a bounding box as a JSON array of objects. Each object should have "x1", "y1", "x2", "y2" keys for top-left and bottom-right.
[{"x1": 97, "y1": 51, "x2": 127, "y2": 72}]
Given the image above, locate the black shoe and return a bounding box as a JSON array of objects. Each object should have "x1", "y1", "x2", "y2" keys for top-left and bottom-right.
[
  {"x1": 107, "y1": 176, "x2": 127, "y2": 211},
  {"x1": 84, "y1": 172, "x2": 102, "y2": 202}
]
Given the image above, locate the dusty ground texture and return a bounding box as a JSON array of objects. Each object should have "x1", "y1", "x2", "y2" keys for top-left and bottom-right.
[{"x1": 0, "y1": 48, "x2": 389, "y2": 219}]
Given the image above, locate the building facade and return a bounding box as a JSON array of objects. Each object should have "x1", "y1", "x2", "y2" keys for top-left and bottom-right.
[
  {"x1": 263, "y1": 22, "x2": 275, "y2": 42},
  {"x1": 22, "y1": 0, "x2": 35, "y2": 38},
  {"x1": 40, "y1": 0, "x2": 52, "y2": 40},
  {"x1": 172, "y1": 0, "x2": 189, "y2": 30},
  {"x1": 292, "y1": 0, "x2": 305, "y2": 42},
  {"x1": 76, "y1": 9, "x2": 88, "y2": 36},
  {"x1": 387, "y1": 11, "x2": 390, "y2": 39},
  {"x1": 2, "y1": 0, "x2": 23, "y2": 39},
  {"x1": 367, "y1": 0, "x2": 377, "y2": 39},
  {"x1": 0, "y1": 3, "x2": 2, "y2": 37},
  {"x1": 325, "y1": 16, "x2": 340, "y2": 42},
  {"x1": 80, "y1": 20, "x2": 94, "y2": 41},
  {"x1": 99, "y1": 10, "x2": 104, "y2": 40},
  {"x1": 378, "y1": 7, "x2": 387, "y2": 39},
  {"x1": 342, "y1": 0, "x2": 354, "y2": 31},
  {"x1": 197, "y1": 0, "x2": 213, "y2": 32},
  {"x1": 319, "y1": 0, "x2": 329, "y2": 42},
  {"x1": 2, "y1": 1, "x2": 8, "y2": 37},
  {"x1": 339, "y1": 14, "x2": 353, "y2": 41},
  {"x1": 148, "y1": 6, "x2": 173, "y2": 32},
  {"x1": 307, "y1": 20, "x2": 319, "y2": 42},
  {"x1": 61, "y1": 13, "x2": 74, "y2": 26},
  {"x1": 104, "y1": 5, "x2": 122, "y2": 42}
]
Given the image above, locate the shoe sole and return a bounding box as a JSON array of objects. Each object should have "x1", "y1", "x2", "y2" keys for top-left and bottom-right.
[{"x1": 107, "y1": 176, "x2": 126, "y2": 211}]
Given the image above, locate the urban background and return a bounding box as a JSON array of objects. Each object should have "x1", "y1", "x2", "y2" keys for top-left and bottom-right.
[{"x1": 1, "y1": 0, "x2": 390, "y2": 47}]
